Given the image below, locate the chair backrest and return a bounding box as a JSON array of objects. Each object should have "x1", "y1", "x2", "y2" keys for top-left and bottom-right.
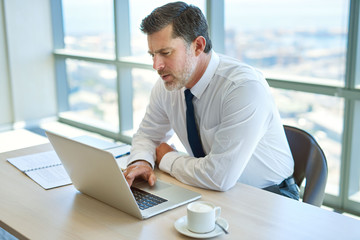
[{"x1": 283, "y1": 125, "x2": 328, "y2": 207}]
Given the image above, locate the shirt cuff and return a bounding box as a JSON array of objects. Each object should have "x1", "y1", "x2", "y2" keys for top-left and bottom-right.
[
  {"x1": 158, "y1": 151, "x2": 179, "y2": 174},
  {"x1": 127, "y1": 152, "x2": 155, "y2": 169}
]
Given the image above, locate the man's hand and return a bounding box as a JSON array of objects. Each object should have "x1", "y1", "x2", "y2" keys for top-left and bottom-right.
[
  {"x1": 123, "y1": 160, "x2": 156, "y2": 187},
  {"x1": 156, "y1": 143, "x2": 176, "y2": 166}
]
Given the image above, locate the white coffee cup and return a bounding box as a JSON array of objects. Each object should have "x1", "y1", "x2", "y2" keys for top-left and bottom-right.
[{"x1": 187, "y1": 201, "x2": 221, "y2": 233}]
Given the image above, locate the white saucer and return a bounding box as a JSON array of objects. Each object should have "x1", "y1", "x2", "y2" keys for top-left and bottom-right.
[{"x1": 174, "y1": 216, "x2": 229, "y2": 239}]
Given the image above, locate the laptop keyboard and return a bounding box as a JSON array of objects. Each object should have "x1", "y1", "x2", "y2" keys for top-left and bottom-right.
[{"x1": 131, "y1": 187, "x2": 168, "y2": 210}]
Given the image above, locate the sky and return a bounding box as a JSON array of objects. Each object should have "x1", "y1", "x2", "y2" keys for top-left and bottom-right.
[{"x1": 62, "y1": 0, "x2": 349, "y2": 35}]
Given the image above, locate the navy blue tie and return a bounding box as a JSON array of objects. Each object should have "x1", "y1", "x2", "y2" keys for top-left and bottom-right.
[{"x1": 184, "y1": 89, "x2": 205, "y2": 158}]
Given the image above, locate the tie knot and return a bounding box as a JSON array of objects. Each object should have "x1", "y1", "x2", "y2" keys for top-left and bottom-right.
[{"x1": 184, "y1": 89, "x2": 194, "y2": 102}]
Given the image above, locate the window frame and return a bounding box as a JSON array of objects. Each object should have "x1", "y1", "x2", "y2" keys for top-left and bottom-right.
[{"x1": 51, "y1": 0, "x2": 360, "y2": 215}]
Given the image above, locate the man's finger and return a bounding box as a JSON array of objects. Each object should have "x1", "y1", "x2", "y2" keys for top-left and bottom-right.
[
  {"x1": 124, "y1": 168, "x2": 135, "y2": 186},
  {"x1": 126, "y1": 177, "x2": 134, "y2": 187},
  {"x1": 124, "y1": 162, "x2": 156, "y2": 187},
  {"x1": 147, "y1": 172, "x2": 157, "y2": 186},
  {"x1": 139, "y1": 167, "x2": 157, "y2": 186}
]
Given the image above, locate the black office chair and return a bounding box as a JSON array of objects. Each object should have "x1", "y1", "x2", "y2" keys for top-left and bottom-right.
[{"x1": 283, "y1": 125, "x2": 328, "y2": 207}]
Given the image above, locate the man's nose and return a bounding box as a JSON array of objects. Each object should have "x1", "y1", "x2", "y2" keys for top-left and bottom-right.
[{"x1": 153, "y1": 55, "x2": 165, "y2": 71}]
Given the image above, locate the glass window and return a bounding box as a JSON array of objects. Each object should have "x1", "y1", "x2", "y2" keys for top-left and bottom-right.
[
  {"x1": 225, "y1": 0, "x2": 349, "y2": 86},
  {"x1": 348, "y1": 101, "x2": 360, "y2": 203},
  {"x1": 62, "y1": 0, "x2": 115, "y2": 58},
  {"x1": 356, "y1": 42, "x2": 360, "y2": 89},
  {"x1": 271, "y1": 88, "x2": 344, "y2": 196},
  {"x1": 126, "y1": 0, "x2": 205, "y2": 135},
  {"x1": 131, "y1": 68, "x2": 158, "y2": 133},
  {"x1": 130, "y1": 68, "x2": 187, "y2": 152},
  {"x1": 129, "y1": 0, "x2": 206, "y2": 59},
  {"x1": 61, "y1": 59, "x2": 119, "y2": 132}
]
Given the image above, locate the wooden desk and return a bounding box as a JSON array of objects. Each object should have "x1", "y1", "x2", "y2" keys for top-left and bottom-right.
[{"x1": 1, "y1": 144, "x2": 360, "y2": 240}]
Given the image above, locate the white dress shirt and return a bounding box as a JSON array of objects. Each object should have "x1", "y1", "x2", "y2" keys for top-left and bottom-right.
[{"x1": 128, "y1": 51, "x2": 294, "y2": 191}]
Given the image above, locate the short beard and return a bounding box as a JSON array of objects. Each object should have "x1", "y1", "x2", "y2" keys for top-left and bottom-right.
[{"x1": 163, "y1": 49, "x2": 196, "y2": 91}]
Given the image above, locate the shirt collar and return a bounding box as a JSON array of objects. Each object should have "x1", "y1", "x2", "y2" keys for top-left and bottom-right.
[{"x1": 188, "y1": 50, "x2": 220, "y2": 100}]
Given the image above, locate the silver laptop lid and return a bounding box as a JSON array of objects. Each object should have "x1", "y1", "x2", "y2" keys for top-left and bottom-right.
[
  {"x1": 46, "y1": 131, "x2": 143, "y2": 219},
  {"x1": 46, "y1": 131, "x2": 201, "y2": 219}
]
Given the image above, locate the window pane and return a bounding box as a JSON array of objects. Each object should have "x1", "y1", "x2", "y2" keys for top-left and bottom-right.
[
  {"x1": 271, "y1": 88, "x2": 344, "y2": 196},
  {"x1": 225, "y1": 0, "x2": 349, "y2": 86},
  {"x1": 61, "y1": 59, "x2": 118, "y2": 131},
  {"x1": 62, "y1": 0, "x2": 114, "y2": 58},
  {"x1": 129, "y1": 0, "x2": 206, "y2": 59},
  {"x1": 356, "y1": 46, "x2": 360, "y2": 89},
  {"x1": 129, "y1": 68, "x2": 187, "y2": 152},
  {"x1": 131, "y1": 68, "x2": 158, "y2": 133},
  {"x1": 348, "y1": 101, "x2": 360, "y2": 202}
]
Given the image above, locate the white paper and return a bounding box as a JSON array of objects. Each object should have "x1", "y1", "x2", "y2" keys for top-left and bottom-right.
[
  {"x1": 8, "y1": 151, "x2": 61, "y2": 172},
  {"x1": 106, "y1": 145, "x2": 131, "y2": 158},
  {"x1": 7, "y1": 138, "x2": 130, "y2": 190},
  {"x1": 115, "y1": 155, "x2": 129, "y2": 171},
  {"x1": 25, "y1": 165, "x2": 72, "y2": 189},
  {"x1": 7, "y1": 151, "x2": 71, "y2": 189}
]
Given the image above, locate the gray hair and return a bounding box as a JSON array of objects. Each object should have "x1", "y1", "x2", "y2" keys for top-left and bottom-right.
[{"x1": 140, "y1": 1, "x2": 212, "y2": 53}]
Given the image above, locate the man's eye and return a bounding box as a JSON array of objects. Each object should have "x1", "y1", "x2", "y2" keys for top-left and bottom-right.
[{"x1": 162, "y1": 52, "x2": 170, "y2": 56}]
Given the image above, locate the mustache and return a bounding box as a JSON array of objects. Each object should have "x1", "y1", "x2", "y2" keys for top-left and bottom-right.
[{"x1": 158, "y1": 70, "x2": 170, "y2": 76}]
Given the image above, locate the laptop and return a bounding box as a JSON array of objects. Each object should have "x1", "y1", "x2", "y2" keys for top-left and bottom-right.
[{"x1": 45, "y1": 131, "x2": 201, "y2": 219}]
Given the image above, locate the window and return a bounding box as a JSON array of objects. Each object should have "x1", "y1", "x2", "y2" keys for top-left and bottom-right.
[
  {"x1": 126, "y1": 0, "x2": 205, "y2": 136},
  {"x1": 52, "y1": 0, "x2": 360, "y2": 215},
  {"x1": 131, "y1": 68, "x2": 158, "y2": 133},
  {"x1": 225, "y1": 0, "x2": 351, "y2": 199},
  {"x1": 225, "y1": 0, "x2": 349, "y2": 86},
  {"x1": 347, "y1": 100, "x2": 360, "y2": 204},
  {"x1": 271, "y1": 88, "x2": 344, "y2": 196},
  {"x1": 62, "y1": 0, "x2": 115, "y2": 58},
  {"x1": 128, "y1": 1, "x2": 206, "y2": 59},
  {"x1": 224, "y1": 0, "x2": 360, "y2": 212},
  {"x1": 53, "y1": 0, "x2": 205, "y2": 139},
  {"x1": 62, "y1": 59, "x2": 118, "y2": 132}
]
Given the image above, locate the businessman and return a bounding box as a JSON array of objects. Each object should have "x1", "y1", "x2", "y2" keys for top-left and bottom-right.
[{"x1": 124, "y1": 1, "x2": 299, "y2": 199}]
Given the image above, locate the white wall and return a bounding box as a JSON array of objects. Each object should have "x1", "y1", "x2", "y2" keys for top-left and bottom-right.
[
  {"x1": 0, "y1": 0, "x2": 56, "y2": 128},
  {"x1": 0, "y1": 0, "x2": 13, "y2": 128}
]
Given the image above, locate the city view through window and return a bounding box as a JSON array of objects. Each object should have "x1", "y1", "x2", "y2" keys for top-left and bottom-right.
[
  {"x1": 224, "y1": 0, "x2": 349, "y2": 195},
  {"x1": 60, "y1": 0, "x2": 350, "y2": 196}
]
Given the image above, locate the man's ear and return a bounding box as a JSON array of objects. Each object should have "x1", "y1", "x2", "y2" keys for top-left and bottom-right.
[{"x1": 193, "y1": 36, "x2": 206, "y2": 56}]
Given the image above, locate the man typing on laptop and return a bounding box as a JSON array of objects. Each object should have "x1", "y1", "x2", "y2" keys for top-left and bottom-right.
[{"x1": 125, "y1": 2, "x2": 299, "y2": 200}]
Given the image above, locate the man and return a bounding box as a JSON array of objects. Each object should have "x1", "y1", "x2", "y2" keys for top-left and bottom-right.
[{"x1": 124, "y1": 1, "x2": 299, "y2": 199}]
